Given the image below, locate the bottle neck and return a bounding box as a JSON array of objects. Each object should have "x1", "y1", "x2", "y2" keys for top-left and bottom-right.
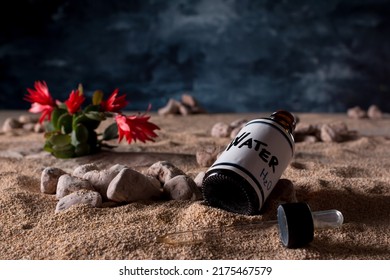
[{"x1": 269, "y1": 110, "x2": 296, "y2": 134}]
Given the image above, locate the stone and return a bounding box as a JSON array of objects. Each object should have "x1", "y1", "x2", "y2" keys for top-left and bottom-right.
[
  {"x1": 196, "y1": 145, "x2": 219, "y2": 167},
  {"x1": 22, "y1": 123, "x2": 35, "y2": 132},
  {"x1": 178, "y1": 103, "x2": 191, "y2": 116},
  {"x1": 367, "y1": 105, "x2": 382, "y2": 119},
  {"x1": 83, "y1": 164, "x2": 127, "y2": 200},
  {"x1": 347, "y1": 106, "x2": 367, "y2": 119},
  {"x1": 107, "y1": 168, "x2": 162, "y2": 203},
  {"x1": 2, "y1": 118, "x2": 22, "y2": 132},
  {"x1": 158, "y1": 98, "x2": 180, "y2": 116},
  {"x1": 56, "y1": 174, "x2": 95, "y2": 199},
  {"x1": 41, "y1": 167, "x2": 67, "y2": 194},
  {"x1": 72, "y1": 163, "x2": 99, "y2": 178},
  {"x1": 18, "y1": 114, "x2": 39, "y2": 124},
  {"x1": 181, "y1": 93, "x2": 198, "y2": 108},
  {"x1": 55, "y1": 190, "x2": 102, "y2": 213},
  {"x1": 34, "y1": 122, "x2": 44, "y2": 133},
  {"x1": 211, "y1": 122, "x2": 232, "y2": 137},
  {"x1": 194, "y1": 171, "x2": 206, "y2": 188},
  {"x1": 229, "y1": 118, "x2": 247, "y2": 129},
  {"x1": 320, "y1": 122, "x2": 348, "y2": 143},
  {"x1": 163, "y1": 175, "x2": 202, "y2": 200},
  {"x1": 146, "y1": 161, "x2": 185, "y2": 184}
]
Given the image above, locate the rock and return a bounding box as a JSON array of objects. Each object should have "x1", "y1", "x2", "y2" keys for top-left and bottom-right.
[
  {"x1": 56, "y1": 174, "x2": 95, "y2": 199},
  {"x1": 302, "y1": 135, "x2": 319, "y2": 143},
  {"x1": 22, "y1": 123, "x2": 35, "y2": 132},
  {"x1": 72, "y1": 163, "x2": 99, "y2": 178},
  {"x1": 107, "y1": 168, "x2": 162, "y2": 203},
  {"x1": 83, "y1": 164, "x2": 127, "y2": 200},
  {"x1": 34, "y1": 122, "x2": 44, "y2": 133},
  {"x1": 347, "y1": 106, "x2": 367, "y2": 119},
  {"x1": 294, "y1": 122, "x2": 317, "y2": 135},
  {"x1": 181, "y1": 93, "x2": 198, "y2": 108},
  {"x1": 211, "y1": 122, "x2": 232, "y2": 137},
  {"x1": 2, "y1": 118, "x2": 22, "y2": 132},
  {"x1": 41, "y1": 167, "x2": 67, "y2": 194},
  {"x1": 196, "y1": 145, "x2": 219, "y2": 167},
  {"x1": 367, "y1": 105, "x2": 382, "y2": 119},
  {"x1": 146, "y1": 161, "x2": 185, "y2": 184},
  {"x1": 163, "y1": 175, "x2": 202, "y2": 200},
  {"x1": 194, "y1": 171, "x2": 206, "y2": 188},
  {"x1": 55, "y1": 190, "x2": 102, "y2": 213},
  {"x1": 158, "y1": 99, "x2": 180, "y2": 116},
  {"x1": 18, "y1": 114, "x2": 38, "y2": 124},
  {"x1": 178, "y1": 103, "x2": 191, "y2": 116},
  {"x1": 320, "y1": 122, "x2": 348, "y2": 142}
]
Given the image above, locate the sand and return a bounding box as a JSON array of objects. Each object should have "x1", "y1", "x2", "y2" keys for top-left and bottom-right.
[{"x1": 0, "y1": 111, "x2": 389, "y2": 260}]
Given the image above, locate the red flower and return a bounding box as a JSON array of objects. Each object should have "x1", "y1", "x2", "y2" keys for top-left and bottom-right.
[
  {"x1": 100, "y1": 89, "x2": 128, "y2": 112},
  {"x1": 65, "y1": 89, "x2": 85, "y2": 114},
  {"x1": 115, "y1": 113, "x2": 160, "y2": 144},
  {"x1": 24, "y1": 81, "x2": 57, "y2": 123}
]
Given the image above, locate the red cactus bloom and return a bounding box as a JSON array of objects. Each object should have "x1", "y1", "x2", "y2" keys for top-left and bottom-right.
[
  {"x1": 115, "y1": 113, "x2": 160, "y2": 144},
  {"x1": 64, "y1": 89, "x2": 85, "y2": 115},
  {"x1": 100, "y1": 89, "x2": 128, "y2": 112},
  {"x1": 24, "y1": 81, "x2": 57, "y2": 123}
]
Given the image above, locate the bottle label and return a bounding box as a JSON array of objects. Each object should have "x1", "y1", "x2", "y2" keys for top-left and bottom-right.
[{"x1": 208, "y1": 119, "x2": 294, "y2": 211}]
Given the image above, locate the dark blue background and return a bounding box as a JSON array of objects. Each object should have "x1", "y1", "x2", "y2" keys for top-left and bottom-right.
[{"x1": 1, "y1": 0, "x2": 390, "y2": 112}]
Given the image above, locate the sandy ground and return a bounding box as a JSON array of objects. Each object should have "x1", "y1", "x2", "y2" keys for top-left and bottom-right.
[{"x1": 0, "y1": 111, "x2": 389, "y2": 260}]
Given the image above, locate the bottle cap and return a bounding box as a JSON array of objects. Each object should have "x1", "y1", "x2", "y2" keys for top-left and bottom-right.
[{"x1": 277, "y1": 202, "x2": 314, "y2": 248}]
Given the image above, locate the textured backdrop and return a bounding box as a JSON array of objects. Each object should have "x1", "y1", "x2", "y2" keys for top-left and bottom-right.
[{"x1": 1, "y1": 0, "x2": 389, "y2": 112}]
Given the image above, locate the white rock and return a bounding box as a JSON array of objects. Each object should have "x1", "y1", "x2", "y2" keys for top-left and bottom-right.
[
  {"x1": 158, "y1": 98, "x2": 180, "y2": 116},
  {"x1": 72, "y1": 163, "x2": 99, "y2": 178},
  {"x1": 196, "y1": 145, "x2": 219, "y2": 167},
  {"x1": 146, "y1": 161, "x2": 185, "y2": 184},
  {"x1": 2, "y1": 118, "x2": 22, "y2": 132},
  {"x1": 41, "y1": 167, "x2": 67, "y2": 194},
  {"x1": 367, "y1": 105, "x2": 382, "y2": 119},
  {"x1": 56, "y1": 174, "x2": 95, "y2": 199},
  {"x1": 320, "y1": 122, "x2": 348, "y2": 143},
  {"x1": 211, "y1": 122, "x2": 232, "y2": 137},
  {"x1": 55, "y1": 190, "x2": 102, "y2": 213},
  {"x1": 83, "y1": 165, "x2": 127, "y2": 200},
  {"x1": 347, "y1": 106, "x2": 367, "y2": 119},
  {"x1": 194, "y1": 171, "x2": 206, "y2": 188},
  {"x1": 107, "y1": 168, "x2": 162, "y2": 203},
  {"x1": 163, "y1": 175, "x2": 202, "y2": 200}
]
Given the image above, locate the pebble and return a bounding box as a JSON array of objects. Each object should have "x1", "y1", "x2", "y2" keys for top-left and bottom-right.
[
  {"x1": 196, "y1": 145, "x2": 220, "y2": 167},
  {"x1": 72, "y1": 163, "x2": 100, "y2": 178},
  {"x1": 18, "y1": 114, "x2": 39, "y2": 124},
  {"x1": 367, "y1": 105, "x2": 382, "y2": 119},
  {"x1": 2, "y1": 118, "x2": 22, "y2": 132},
  {"x1": 158, "y1": 93, "x2": 206, "y2": 116},
  {"x1": 41, "y1": 167, "x2": 67, "y2": 194},
  {"x1": 82, "y1": 164, "x2": 127, "y2": 200},
  {"x1": 146, "y1": 161, "x2": 185, "y2": 184},
  {"x1": 107, "y1": 168, "x2": 162, "y2": 203},
  {"x1": 55, "y1": 190, "x2": 102, "y2": 213},
  {"x1": 56, "y1": 174, "x2": 95, "y2": 199},
  {"x1": 320, "y1": 122, "x2": 348, "y2": 143},
  {"x1": 163, "y1": 175, "x2": 202, "y2": 200},
  {"x1": 210, "y1": 122, "x2": 232, "y2": 137},
  {"x1": 194, "y1": 171, "x2": 206, "y2": 188},
  {"x1": 347, "y1": 106, "x2": 367, "y2": 119},
  {"x1": 158, "y1": 98, "x2": 180, "y2": 116}
]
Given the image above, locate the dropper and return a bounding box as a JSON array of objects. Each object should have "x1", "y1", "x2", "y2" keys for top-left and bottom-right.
[{"x1": 157, "y1": 202, "x2": 344, "y2": 248}]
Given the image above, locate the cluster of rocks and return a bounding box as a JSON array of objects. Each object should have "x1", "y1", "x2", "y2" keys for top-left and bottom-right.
[
  {"x1": 347, "y1": 105, "x2": 383, "y2": 119},
  {"x1": 293, "y1": 121, "x2": 357, "y2": 143},
  {"x1": 2, "y1": 114, "x2": 44, "y2": 133},
  {"x1": 40, "y1": 161, "x2": 204, "y2": 213},
  {"x1": 158, "y1": 93, "x2": 206, "y2": 116}
]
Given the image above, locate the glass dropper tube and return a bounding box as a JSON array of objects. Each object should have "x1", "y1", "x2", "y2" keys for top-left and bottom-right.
[{"x1": 156, "y1": 203, "x2": 344, "y2": 248}]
